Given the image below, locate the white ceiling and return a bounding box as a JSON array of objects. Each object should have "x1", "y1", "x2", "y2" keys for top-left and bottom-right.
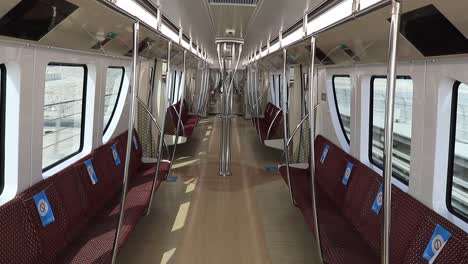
[
  {"x1": 242, "y1": 0, "x2": 322, "y2": 58},
  {"x1": 155, "y1": 0, "x2": 325, "y2": 63},
  {"x1": 153, "y1": 0, "x2": 217, "y2": 60}
]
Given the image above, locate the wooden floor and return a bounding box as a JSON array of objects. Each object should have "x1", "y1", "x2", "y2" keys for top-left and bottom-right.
[{"x1": 117, "y1": 117, "x2": 319, "y2": 264}]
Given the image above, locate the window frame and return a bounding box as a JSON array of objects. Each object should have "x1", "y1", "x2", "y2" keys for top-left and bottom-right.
[
  {"x1": 331, "y1": 75, "x2": 352, "y2": 144},
  {"x1": 42, "y1": 62, "x2": 88, "y2": 172},
  {"x1": 103, "y1": 66, "x2": 125, "y2": 134},
  {"x1": 368, "y1": 75, "x2": 413, "y2": 185},
  {"x1": 0, "y1": 64, "x2": 6, "y2": 194},
  {"x1": 447, "y1": 80, "x2": 468, "y2": 222}
]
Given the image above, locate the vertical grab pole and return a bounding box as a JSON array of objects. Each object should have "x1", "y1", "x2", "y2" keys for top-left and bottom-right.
[
  {"x1": 146, "y1": 41, "x2": 173, "y2": 215},
  {"x1": 167, "y1": 50, "x2": 186, "y2": 181},
  {"x1": 282, "y1": 48, "x2": 295, "y2": 205},
  {"x1": 308, "y1": 35, "x2": 323, "y2": 263},
  {"x1": 111, "y1": 21, "x2": 140, "y2": 264},
  {"x1": 382, "y1": 1, "x2": 401, "y2": 264},
  {"x1": 197, "y1": 62, "x2": 205, "y2": 116}
]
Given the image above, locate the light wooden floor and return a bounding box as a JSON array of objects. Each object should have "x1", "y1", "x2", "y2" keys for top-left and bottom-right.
[{"x1": 117, "y1": 117, "x2": 319, "y2": 264}]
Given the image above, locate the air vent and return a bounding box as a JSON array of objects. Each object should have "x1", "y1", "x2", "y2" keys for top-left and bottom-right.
[
  {"x1": 315, "y1": 47, "x2": 335, "y2": 65},
  {"x1": 125, "y1": 38, "x2": 154, "y2": 56},
  {"x1": 208, "y1": 0, "x2": 257, "y2": 6}
]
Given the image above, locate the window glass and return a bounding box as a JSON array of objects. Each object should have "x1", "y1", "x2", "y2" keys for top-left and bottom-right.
[
  {"x1": 448, "y1": 81, "x2": 468, "y2": 220},
  {"x1": 0, "y1": 64, "x2": 5, "y2": 194},
  {"x1": 332, "y1": 75, "x2": 352, "y2": 142},
  {"x1": 43, "y1": 64, "x2": 87, "y2": 170},
  {"x1": 271, "y1": 74, "x2": 281, "y2": 107},
  {"x1": 370, "y1": 76, "x2": 413, "y2": 184},
  {"x1": 103, "y1": 67, "x2": 124, "y2": 133}
]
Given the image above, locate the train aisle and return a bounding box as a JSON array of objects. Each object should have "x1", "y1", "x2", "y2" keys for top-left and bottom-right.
[{"x1": 118, "y1": 117, "x2": 319, "y2": 264}]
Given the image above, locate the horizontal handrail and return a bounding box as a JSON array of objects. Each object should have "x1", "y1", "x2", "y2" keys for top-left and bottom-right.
[{"x1": 136, "y1": 98, "x2": 170, "y2": 158}]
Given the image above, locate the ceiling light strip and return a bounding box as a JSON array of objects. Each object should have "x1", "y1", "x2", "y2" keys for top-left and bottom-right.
[
  {"x1": 111, "y1": 0, "x2": 207, "y2": 61},
  {"x1": 246, "y1": 0, "x2": 388, "y2": 64}
]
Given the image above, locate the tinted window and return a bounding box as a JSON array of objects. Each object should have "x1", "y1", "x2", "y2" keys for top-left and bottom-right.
[
  {"x1": 447, "y1": 81, "x2": 468, "y2": 221},
  {"x1": 332, "y1": 75, "x2": 352, "y2": 142},
  {"x1": 399, "y1": 5, "x2": 468, "y2": 57},
  {"x1": 369, "y1": 76, "x2": 413, "y2": 184},
  {"x1": 271, "y1": 74, "x2": 281, "y2": 107},
  {"x1": 0, "y1": 0, "x2": 78, "y2": 41},
  {"x1": 0, "y1": 65, "x2": 5, "y2": 194},
  {"x1": 103, "y1": 67, "x2": 124, "y2": 133},
  {"x1": 43, "y1": 63, "x2": 87, "y2": 170}
]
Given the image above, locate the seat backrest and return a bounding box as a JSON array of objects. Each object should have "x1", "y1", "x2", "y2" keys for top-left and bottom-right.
[
  {"x1": 24, "y1": 183, "x2": 70, "y2": 262},
  {"x1": 315, "y1": 135, "x2": 468, "y2": 264},
  {"x1": 0, "y1": 196, "x2": 41, "y2": 264}
]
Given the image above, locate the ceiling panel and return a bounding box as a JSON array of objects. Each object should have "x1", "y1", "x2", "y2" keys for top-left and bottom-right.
[
  {"x1": 153, "y1": 0, "x2": 217, "y2": 60},
  {"x1": 243, "y1": 0, "x2": 323, "y2": 59}
]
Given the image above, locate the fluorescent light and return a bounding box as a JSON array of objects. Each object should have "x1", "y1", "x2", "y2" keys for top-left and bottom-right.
[
  {"x1": 181, "y1": 39, "x2": 190, "y2": 50},
  {"x1": 307, "y1": 0, "x2": 353, "y2": 34},
  {"x1": 269, "y1": 42, "x2": 280, "y2": 54},
  {"x1": 160, "y1": 23, "x2": 179, "y2": 43},
  {"x1": 360, "y1": 0, "x2": 384, "y2": 10},
  {"x1": 114, "y1": 0, "x2": 158, "y2": 28},
  {"x1": 282, "y1": 27, "x2": 304, "y2": 47}
]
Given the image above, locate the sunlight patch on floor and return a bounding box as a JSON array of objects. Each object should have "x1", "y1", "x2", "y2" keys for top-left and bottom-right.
[
  {"x1": 172, "y1": 159, "x2": 199, "y2": 169},
  {"x1": 161, "y1": 248, "x2": 176, "y2": 264},
  {"x1": 171, "y1": 202, "x2": 190, "y2": 232},
  {"x1": 185, "y1": 178, "x2": 198, "y2": 193}
]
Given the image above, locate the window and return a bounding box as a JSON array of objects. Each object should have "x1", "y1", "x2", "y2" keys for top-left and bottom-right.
[
  {"x1": 103, "y1": 67, "x2": 124, "y2": 133},
  {"x1": 369, "y1": 76, "x2": 413, "y2": 184},
  {"x1": 271, "y1": 74, "x2": 281, "y2": 107},
  {"x1": 43, "y1": 63, "x2": 87, "y2": 171},
  {"x1": 332, "y1": 75, "x2": 352, "y2": 142},
  {"x1": 447, "y1": 81, "x2": 468, "y2": 221},
  {"x1": 0, "y1": 65, "x2": 5, "y2": 194}
]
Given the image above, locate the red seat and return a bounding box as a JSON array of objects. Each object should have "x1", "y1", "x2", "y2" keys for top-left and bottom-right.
[
  {"x1": 0, "y1": 130, "x2": 169, "y2": 264},
  {"x1": 167, "y1": 100, "x2": 199, "y2": 138},
  {"x1": 279, "y1": 135, "x2": 468, "y2": 264}
]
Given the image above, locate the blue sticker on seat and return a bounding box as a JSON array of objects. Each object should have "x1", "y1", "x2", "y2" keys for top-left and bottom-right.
[
  {"x1": 111, "y1": 144, "x2": 121, "y2": 166},
  {"x1": 265, "y1": 167, "x2": 279, "y2": 173},
  {"x1": 132, "y1": 135, "x2": 138, "y2": 150},
  {"x1": 85, "y1": 159, "x2": 98, "y2": 185},
  {"x1": 342, "y1": 162, "x2": 353, "y2": 186},
  {"x1": 371, "y1": 184, "x2": 383, "y2": 214},
  {"x1": 33, "y1": 191, "x2": 55, "y2": 227},
  {"x1": 165, "y1": 176, "x2": 177, "y2": 182},
  {"x1": 423, "y1": 224, "x2": 451, "y2": 263},
  {"x1": 320, "y1": 145, "x2": 330, "y2": 163}
]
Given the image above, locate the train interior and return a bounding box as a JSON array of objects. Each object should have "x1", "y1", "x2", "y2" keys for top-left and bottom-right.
[{"x1": 0, "y1": 0, "x2": 467, "y2": 263}]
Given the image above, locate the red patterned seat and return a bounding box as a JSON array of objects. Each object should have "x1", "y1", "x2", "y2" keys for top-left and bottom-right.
[
  {"x1": 279, "y1": 135, "x2": 468, "y2": 264},
  {"x1": 0, "y1": 130, "x2": 169, "y2": 264}
]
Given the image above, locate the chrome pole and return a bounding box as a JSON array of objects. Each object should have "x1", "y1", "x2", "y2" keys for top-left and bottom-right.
[
  {"x1": 146, "y1": 41, "x2": 172, "y2": 215},
  {"x1": 197, "y1": 62, "x2": 205, "y2": 116},
  {"x1": 382, "y1": 1, "x2": 400, "y2": 264},
  {"x1": 282, "y1": 48, "x2": 295, "y2": 205},
  {"x1": 167, "y1": 50, "x2": 186, "y2": 181},
  {"x1": 217, "y1": 43, "x2": 225, "y2": 175},
  {"x1": 201, "y1": 66, "x2": 210, "y2": 115},
  {"x1": 224, "y1": 43, "x2": 242, "y2": 176},
  {"x1": 111, "y1": 21, "x2": 140, "y2": 264},
  {"x1": 308, "y1": 36, "x2": 323, "y2": 263}
]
